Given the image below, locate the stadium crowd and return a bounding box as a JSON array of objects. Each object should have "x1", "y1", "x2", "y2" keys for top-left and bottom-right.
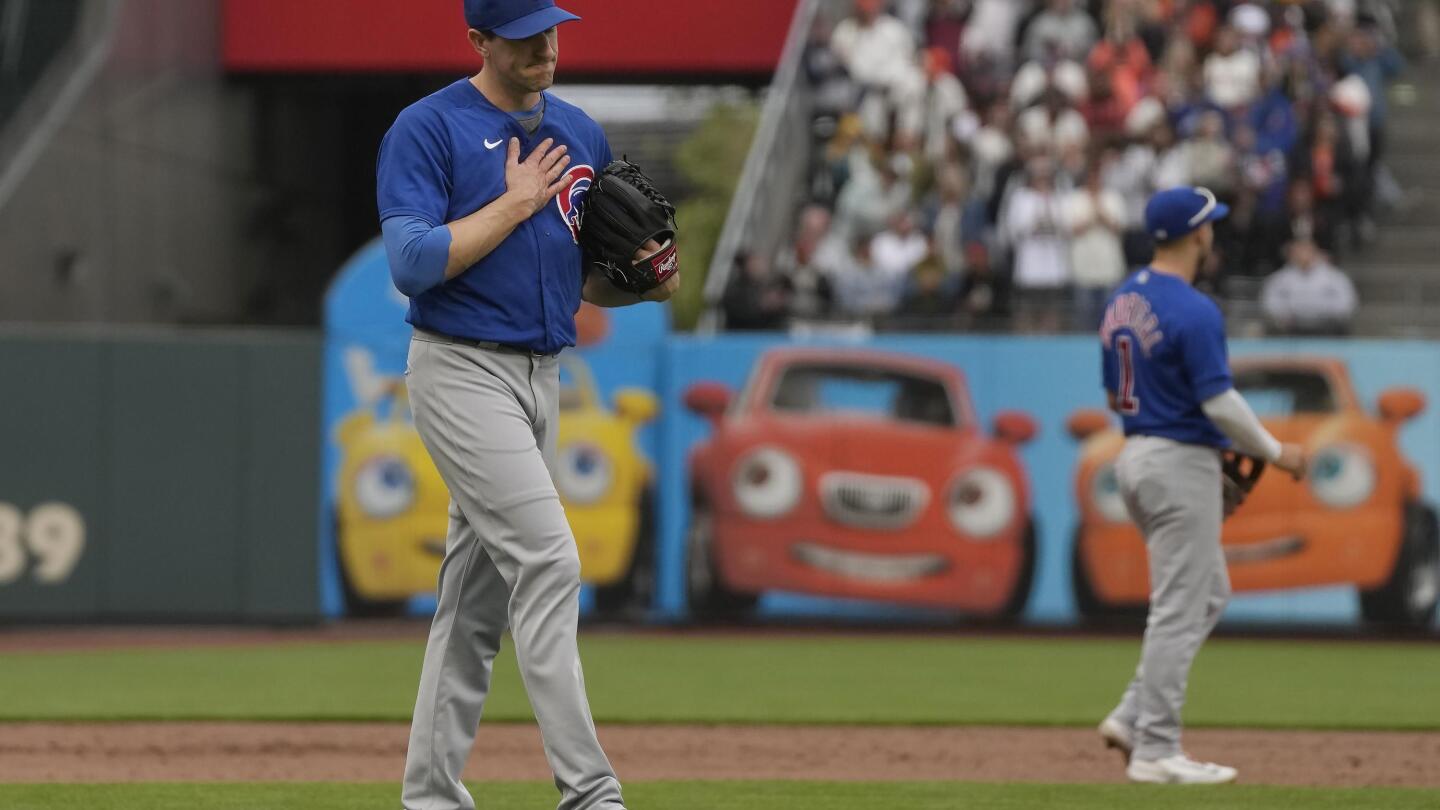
[{"x1": 721, "y1": 0, "x2": 1408, "y2": 336}]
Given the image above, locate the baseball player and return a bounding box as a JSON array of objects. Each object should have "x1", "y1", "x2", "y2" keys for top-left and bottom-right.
[
  {"x1": 375, "y1": 2, "x2": 678, "y2": 809},
  {"x1": 1094, "y1": 187, "x2": 1308, "y2": 784}
]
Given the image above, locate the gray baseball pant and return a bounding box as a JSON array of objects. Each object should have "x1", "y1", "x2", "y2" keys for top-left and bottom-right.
[
  {"x1": 1105, "y1": 435, "x2": 1231, "y2": 762},
  {"x1": 400, "y1": 332, "x2": 623, "y2": 810}
]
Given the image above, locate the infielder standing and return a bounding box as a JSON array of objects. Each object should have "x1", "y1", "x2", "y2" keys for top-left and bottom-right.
[
  {"x1": 376, "y1": 2, "x2": 676, "y2": 809},
  {"x1": 1095, "y1": 187, "x2": 1307, "y2": 784}
]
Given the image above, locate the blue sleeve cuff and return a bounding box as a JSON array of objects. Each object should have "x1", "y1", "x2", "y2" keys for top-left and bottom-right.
[{"x1": 381, "y1": 215, "x2": 451, "y2": 298}]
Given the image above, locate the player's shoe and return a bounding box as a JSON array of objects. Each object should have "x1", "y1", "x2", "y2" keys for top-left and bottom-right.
[
  {"x1": 1098, "y1": 717, "x2": 1134, "y2": 759},
  {"x1": 1126, "y1": 754, "x2": 1238, "y2": 785}
]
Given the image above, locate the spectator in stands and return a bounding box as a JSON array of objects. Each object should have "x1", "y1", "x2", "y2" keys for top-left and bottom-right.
[
  {"x1": 898, "y1": 255, "x2": 960, "y2": 322},
  {"x1": 732, "y1": 0, "x2": 1411, "y2": 339},
  {"x1": 958, "y1": 241, "x2": 1002, "y2": 325},
  {"x1": 1088, "y1": 3, "x2": 1154, "y2": 114},
  {"x1": 1340, "y1": 15, "x2": 1403, "y2": 166},
  {"x1": 923, "y1": 163, "x2": 970, "y2": 277},
  {"x1": 1065, "y1": 159, "x2": 1128, "y2": 330},
  {"x1": 895, "y1": 47, "x2": 969, "y2": 162},
  {"x1": 1282, "y1": 180, "x2": 1337, "y2": 258},
  {"x1": 831, "y1": 0, "x2": 915, "y2": 137},
  {"x1": 819, "y1": 114, "x2": 868, "y2": 204},
  {"x1": 1001, "y1": 156, "x2": 1070, "y2": 331},
  {"x1": 1235, "y1": 122, "x2": 1292, "y2": 274},
  {"x1": 1261, "y1": 238, "x2": 1359, "y2": 335},
  {"x1": 1011, "y1": 52, "x2": 1088, "y2": 110},
  {"x1": 967, "y1": 99, "x2": 1016, "y2": 205},
  {"x1": 1023, "y1": 0, "x2": 1099, "y2": 64},
  {"x1": 722, "y1": 252, "x2": 792, "y2": 332},
  {"x1": 1171, "y1": 110, "x2": 1239, "y2": 199},
  {"x1": 832, "y1": 235, "x2": 904, "y2": 319},
  {"x1": 1080, "y1": 68, "x2": 1130, "y2": 140},
  {"x1": 1293, "y1": 110, "x2": 1365, "y2": 252},
  {"x1": 830, "y1": 0, "x2": 916, "y2": 89},
  {"x1": 961, "y1": 0, "x2": 1032, "y2": 68},
  {"x1": 776, "y1": 205, "x2": 839, "y2": 322},
  {"x1": 1017, "y1": 87, "x2": 1090, "y2": 157},
  {"x1": 1203, "y1": 25, "x2": 1262, "y2": 110},
  {"x1": 871, "y1": 211, "x2": 930, "y2": 282},
  {"x1": 1228, "y1": 3, "x2": 1272, "y2": 49},
  {"x1": 925, "y1": 0, "x2": 968, "y2": 71},
  {"x1": 833, "y1": 150, "x2": 911, "y2": 246}
]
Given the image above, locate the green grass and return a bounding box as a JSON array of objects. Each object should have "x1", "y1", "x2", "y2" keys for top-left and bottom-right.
[
  {"x1": 2, "y1": 635, "x2": 1437, "y2": 729},
  {"x1": 1, "y1": 781, "x2": 1436, "y2": 810}
]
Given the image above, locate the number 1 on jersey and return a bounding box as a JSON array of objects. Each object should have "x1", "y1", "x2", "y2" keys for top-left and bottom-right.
[{"x1": 1116, "y1": 335, "x2": 1140, "y2": 415}]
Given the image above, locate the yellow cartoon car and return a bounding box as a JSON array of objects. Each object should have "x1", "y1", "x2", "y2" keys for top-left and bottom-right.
[
  {"x1": 554, "y1": 355, "x2": 660, "y2": 613},
  {"x1": 334, "y1": 350, "x2": 659, "y2": 615},
  {"x1": 334, "y1": 382, "x2": 449, "y2": 615}
]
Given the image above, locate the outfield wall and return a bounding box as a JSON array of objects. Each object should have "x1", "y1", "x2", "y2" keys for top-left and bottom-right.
[
  {"x1": 320, "y1": 245, "x2": 1440, "y2": 631},
  {"x1": 0, "y1": 328, "x2": 322, "y2": 622}
]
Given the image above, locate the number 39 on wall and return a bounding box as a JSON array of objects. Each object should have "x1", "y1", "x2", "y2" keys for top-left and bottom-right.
[{"x1": 0, "y1": 503, "x2": 86, "y2": 585}]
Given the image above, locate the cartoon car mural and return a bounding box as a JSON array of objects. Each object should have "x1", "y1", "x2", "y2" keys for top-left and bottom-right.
[
  {"x1": 1067, "y1": 356, "x2": 1440, "y2": 627},
  {"x1": 683, "y1": 347, "x2": 1039, "y2": 619},
  {"x1": 333, "y1": 349, "x2": 658, "y2": 615},
  {"x1": 554, "y1": 355, "x2": 660, "y2": 613}
]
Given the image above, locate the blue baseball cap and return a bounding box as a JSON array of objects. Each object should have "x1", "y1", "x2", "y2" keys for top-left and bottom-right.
[
  {"x1": 1144, "y1": 186, "x2": 1230, "y2": 243},
  {"x1": 464, "y1": 0, "x2": 580, "y2": 39}
]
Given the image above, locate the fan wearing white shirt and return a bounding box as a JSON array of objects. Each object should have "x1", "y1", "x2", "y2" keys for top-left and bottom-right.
[
  {"x1": 1002, "y1": 156, "x2": 1072, "y2": 331},
  {"x1": 1261, "y1": 239, "x2": 1358, "y2": 336},
  {"x1": 1203, "y1": 26, "x2": 1261, "y2": 110},
  {"x1": 830, "y1": 0, "x2": 916, "y2": 88},
  {"x1": 871, "y1": 211, "x2": 930, "y2": 283},
  {"x1": 1065, "y1": 161, "x2": 1128, "y2": 330}
]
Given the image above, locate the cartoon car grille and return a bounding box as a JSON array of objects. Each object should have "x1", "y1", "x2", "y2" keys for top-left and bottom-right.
[{"x1": 820, "y1": 473, "x2": 930, "y2": 530}]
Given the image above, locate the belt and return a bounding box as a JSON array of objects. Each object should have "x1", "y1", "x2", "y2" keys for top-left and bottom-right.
[{"x1": 414, "y1": 328, "x2": 557, "y2": 358}]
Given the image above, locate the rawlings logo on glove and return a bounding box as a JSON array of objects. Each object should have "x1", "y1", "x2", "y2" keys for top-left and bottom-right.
[{"x1": 578, "y1": 158, "x2": 679, "y2": 295}]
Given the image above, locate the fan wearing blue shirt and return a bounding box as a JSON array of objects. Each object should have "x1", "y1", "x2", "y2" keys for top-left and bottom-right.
[
  {"x1": 1093, "y1": 187, "x2": 1307, "y2": 786},
  {"x1": 377, "y1": 3, "x2": 675, "y2": 810}
]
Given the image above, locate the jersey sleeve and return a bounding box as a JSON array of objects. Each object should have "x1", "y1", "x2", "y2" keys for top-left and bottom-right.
[
  {"x1": 376, "y1": 104, "x2": 452, "y2": 226},
  {"x1": 1181, "y1": 299, "x2": 1233, "y2": 401}
]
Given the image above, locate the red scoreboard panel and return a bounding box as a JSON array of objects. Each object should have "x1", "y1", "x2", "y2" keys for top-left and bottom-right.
[{"x1": 222, "y1": 0, "x2": 797, "y2": 77}]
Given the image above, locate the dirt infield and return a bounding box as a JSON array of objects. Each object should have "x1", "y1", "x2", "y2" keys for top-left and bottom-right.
[{"x1": 2, "y1": 722, "x2": 1437, "y2": 787}]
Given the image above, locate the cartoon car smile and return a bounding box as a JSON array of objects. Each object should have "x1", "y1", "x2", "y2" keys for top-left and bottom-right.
[
  {"x1": 683, "y1": 348, "x2": 1038, "y2": 619},
  {"x1": 1067, "y1": 356, "x2": 1440, "y2": 627}
]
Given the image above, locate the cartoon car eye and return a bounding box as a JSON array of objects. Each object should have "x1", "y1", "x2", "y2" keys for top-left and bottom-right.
[
  {"x1": 1309, "y1": 444, "x2": 1376, "y2": 508},
  {"x1": 354, "y1": 456, "x2": 416, "y2": 519},
  {"x1": 556, "y1": 442, "x2": 613, "y2": 504},
  {"x1": 948, "y1": 467, "x2": 1016, "y2": 539},
  {"x1": 732, "y1": 447, "x2": 803, "y2": 519},
  {"x1": 1091, "y1": 463, "x2": 1131, "y2": 524}
]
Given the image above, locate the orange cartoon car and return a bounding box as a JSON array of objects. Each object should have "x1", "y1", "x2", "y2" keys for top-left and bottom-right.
[
  {"x1": 1067, "y1": 356, "x2": 1440, "y2": 627},
  {"x1": 683, "y1": 348, "x2": 1038, "y2": 619}
]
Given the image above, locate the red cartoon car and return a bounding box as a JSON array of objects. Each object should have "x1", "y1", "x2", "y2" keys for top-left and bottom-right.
[{"x1": 683, "y1": 347, "x2": 1038, "y2": 619}]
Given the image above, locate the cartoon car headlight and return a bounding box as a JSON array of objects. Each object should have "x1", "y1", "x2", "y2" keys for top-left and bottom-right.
[
  {"x1": 1091, "y1": 462, "x2": 1131, "y2": 524},
  {"x1": 733, "y1": 447, "x2": 802, "y2": 519},
  {"x1": 354, "y1": 455, "x2": 416, "y2": 519},
  {"x1": 1310, "y1": 444, "x2": 1376, "y2": 508},
  {"x1": 555, "y1": 442, "x2": 613, "y2": 504},
  {"x1": 948, "y1": 467, "x2": 1015, "y2": 539}
]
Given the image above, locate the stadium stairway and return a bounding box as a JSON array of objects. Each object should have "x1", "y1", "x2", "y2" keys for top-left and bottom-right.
[{"x1": 1340, "y1": 69, "x2": 1440, "y2": 337}]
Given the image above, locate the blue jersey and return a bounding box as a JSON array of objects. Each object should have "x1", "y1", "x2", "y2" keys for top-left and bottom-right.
[
  {"x1": 1099, "y1": 269, "x2": 1232, "y2": 448},
  {"x1": 376, "y1": 79, "x2": 613, "y2": 353}
]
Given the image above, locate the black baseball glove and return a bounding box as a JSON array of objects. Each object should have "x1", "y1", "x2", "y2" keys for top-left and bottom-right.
[
  {"x1": 1221, "y1": 451, "x2": 1266, "y2": 518},
  {"x1": 579, "y1": 158, "x2": 679, "y2": 295}
]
